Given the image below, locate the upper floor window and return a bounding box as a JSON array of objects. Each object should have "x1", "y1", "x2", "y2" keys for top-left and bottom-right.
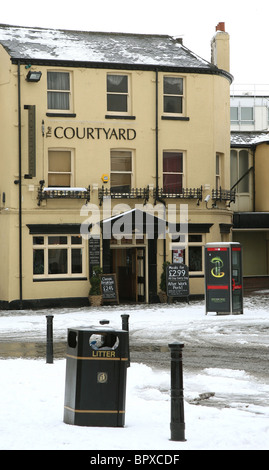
[
  {"x1": 163, "y1": 151, "x2": 183, "y2": 193},
  {"x1": 47, "y1": 71, "x2": 71, "y2": 111},
  {"x1": 230, "y1": 106, "x2": 253, "y2": 122},
  {"x1": 230, "y1": 149, "x2": 249, "y2": 193},
  {"x1": 230, "y1": 107, "x2": 238, "y2": 121},
  {"x1": 110, "y1": 150, "x2": 132, "y2": 192},
  {"x1": 163, "y1": 77, "x2": 184, "y2": 114},
  {"x1": 216, "y1": 153, "x2": 224, "y2": 190},
  {"x1": 241, "y1": 107, "x2": 253, "y2": 121},
  {"x1": 107, "y1": 74, "x2": 129, "y2": 114},
  {"x1": 48, "y1": 150, "x2": 72, "y2": 187}
]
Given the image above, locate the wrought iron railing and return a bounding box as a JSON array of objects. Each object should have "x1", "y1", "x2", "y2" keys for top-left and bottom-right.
[
  {"x1": 154, "y1": 186, "x2": 203, "y2": 200},
  {"x1": 98, "y1": 186, "x2": 150, "y2": 206},
  {"x1": 211, "y1": 188, "x2": 236, "y2": 203},
  {"x1": 37, "y1": 180, "x2": 90, "y2": 206}
]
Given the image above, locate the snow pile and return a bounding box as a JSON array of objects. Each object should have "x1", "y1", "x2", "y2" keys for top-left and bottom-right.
[
  {"x1": 0, "y1": 357, "x2": 268, "y2": 450},
  {"x1": 0, "y1": 297, "x2": 269, "y2": 450}
]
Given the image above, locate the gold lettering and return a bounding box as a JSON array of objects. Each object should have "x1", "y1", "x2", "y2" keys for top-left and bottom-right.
[{"x1": 91, "y1": 350, "x2": 116, "y2": 358}]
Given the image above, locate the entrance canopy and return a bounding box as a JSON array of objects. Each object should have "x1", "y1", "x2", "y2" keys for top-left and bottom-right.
[{"x1": 100, "y1": 208, "x2": 167, "y2": 239}]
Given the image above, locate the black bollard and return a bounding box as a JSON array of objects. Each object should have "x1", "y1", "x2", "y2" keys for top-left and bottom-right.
[
  {"x1": 169, "y1": 342, "x2": 186, "y2": 441},
  {"x1": 46, "y1": 315, "x2": 54, "y2": 364},
  {"x1": 121, "y1": 314, "x2": 129, "y2": 332},
  {"x1": 121, "y1": 314, "x2": 130, "y2": 367}
]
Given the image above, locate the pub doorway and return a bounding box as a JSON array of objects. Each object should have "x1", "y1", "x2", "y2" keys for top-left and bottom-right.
[{"x1": 111, "y1": 247, "x2": 146, "y2": 302}]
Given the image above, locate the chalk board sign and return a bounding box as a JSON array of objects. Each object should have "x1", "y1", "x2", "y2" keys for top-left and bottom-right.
[
  {"x1": 101, "y1": 274, "x2": 119, "y2": 304},
  {"x1": 166, "y1": 263, "x2": 189, "y2": 297},
  {"x1": 89, "y1": 237, "x2": 100, "y2": 276}
]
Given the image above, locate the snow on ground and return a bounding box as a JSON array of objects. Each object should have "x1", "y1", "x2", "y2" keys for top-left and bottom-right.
[{"x1": 0, "y1": 295, "x2": 269, "y2": 450}]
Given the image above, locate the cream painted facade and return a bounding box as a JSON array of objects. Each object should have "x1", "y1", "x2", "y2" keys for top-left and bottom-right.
[{"x1": 0, "y1": 24, "x2": 234, "y2": 308}]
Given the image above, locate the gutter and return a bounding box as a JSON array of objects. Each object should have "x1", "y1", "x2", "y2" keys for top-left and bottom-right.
[{"x1": 10, "y1": 57, "x2": 234, "y2": 84}]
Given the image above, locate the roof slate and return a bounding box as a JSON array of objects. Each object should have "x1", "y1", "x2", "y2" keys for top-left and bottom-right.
[{"x1": 0, "y1": 23, "x2": 231, "y2": 79}]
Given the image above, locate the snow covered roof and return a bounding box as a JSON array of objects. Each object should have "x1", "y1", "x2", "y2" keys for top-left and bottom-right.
[
  {"x1": 0, "y1": 24, "x2": 232, "y2": 80},
  {"x1": 231, "y1": 131, "x2": 269, "y2": 147}
]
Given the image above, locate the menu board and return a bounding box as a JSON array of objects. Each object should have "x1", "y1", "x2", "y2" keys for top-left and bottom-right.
[
  {"x1": 101, "y1": 274, "x2": 119, "y2": 304},
  {"x1": 166, "y1": 263, "x2": 189, "y2": 297},
  {"x1": 89, "y1": 237, "x2": 100, "y2": 276}
]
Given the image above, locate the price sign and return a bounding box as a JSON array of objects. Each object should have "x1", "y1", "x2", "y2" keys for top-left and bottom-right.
[
  {"x1": 166, "y1": 263, "x2": 189, "y2": 297},
  {"x1": 101, "y1": 274, "x2": 119, "y2": 304}
]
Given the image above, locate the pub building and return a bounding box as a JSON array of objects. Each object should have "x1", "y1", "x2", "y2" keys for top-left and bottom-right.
[{"x1": 0, "y1": 23, "x2": 234, "y2": 308}]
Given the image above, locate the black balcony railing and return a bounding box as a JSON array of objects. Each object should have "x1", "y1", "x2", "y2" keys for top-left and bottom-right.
[
  {"x1": 211, "y1": 188, "x2": 236, "y2": 203},
  {"x1": 98, "y1": 186, "x2": 150, "y2": 206},
  {"x1": 37, "y1": 180, "x2": 90, "y2": 206},
  {"x1": 154, "y1": 186, "x2": 203, "y2": 201}
]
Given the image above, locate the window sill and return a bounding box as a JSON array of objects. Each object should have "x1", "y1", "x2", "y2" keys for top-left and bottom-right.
[
  {"x1": 46, "y1": 113, "x2": 77, "y2": 117},
  {"x1": 33, "y1": 277, "x2": 87, "y2": 282},
  {"x1": 161, "y1": 116, "x2": 190, "y2": 121},
  {"x1": 105, "y1": 115, "x2": 136, "y2": 120}
]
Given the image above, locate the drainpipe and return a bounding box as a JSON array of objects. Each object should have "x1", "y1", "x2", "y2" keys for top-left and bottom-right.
[
  {"x1": 155, "y1": 69, "x2": 159, "y2": 196},
  {"x1": 17, "y1": 61, "x2": 23, "y2": 308},
  {"x1": 252, "y1": 146, "x2": 256, "y2": 212},
  {"x1": 155, "y1": 69, "x2": 166, "y2": 261}
]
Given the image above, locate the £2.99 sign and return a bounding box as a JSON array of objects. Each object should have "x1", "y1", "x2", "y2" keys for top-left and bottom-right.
[{"x1": 166, "y1": 264, "x2": 189, "y2": 297}]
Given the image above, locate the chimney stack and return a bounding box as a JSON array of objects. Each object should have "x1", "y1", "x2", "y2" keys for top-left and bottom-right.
[
  {"x1": 216, "y1": 22, "x2": 225, "y2": 32},
  {"x1": 211, "y1": 22, "x2": 230, "y2": 72}
]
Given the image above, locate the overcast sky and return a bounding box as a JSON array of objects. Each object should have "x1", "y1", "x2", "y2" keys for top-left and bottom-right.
[{"x1": 1, "y1": 0, "x2": 268, "y2": 88}]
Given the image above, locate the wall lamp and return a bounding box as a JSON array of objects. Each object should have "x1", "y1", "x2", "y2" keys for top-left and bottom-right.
[{"x1": 26, "y1": 70, "x2": 42, "y2": 82}]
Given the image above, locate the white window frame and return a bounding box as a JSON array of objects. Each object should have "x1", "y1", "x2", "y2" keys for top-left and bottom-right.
[
  {"x1": 47, "y1": 149, "x2": 74, "y2": 188},
  {"x1": 106, "y1": 73, "x2": 131, "y2": 115},
  {"x1": 216, "y1": 153, "x2": 224, "y2": 190},
  {"x1": 47, "y1": 70, "x2": 73, "y2": 113},
  {"x1": 163, "y1": 76, "x2": 184, "y2": 116},
  {"x1": 33, "y1": 234, "x2": 86, "y2": 279}
]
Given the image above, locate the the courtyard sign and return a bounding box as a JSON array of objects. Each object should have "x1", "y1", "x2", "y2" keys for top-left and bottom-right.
[{"x1": 46, "y1": 126, "x2": 136, "y2": 140}]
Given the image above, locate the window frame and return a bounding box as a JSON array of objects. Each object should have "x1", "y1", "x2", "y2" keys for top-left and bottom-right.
[
  {"x1": 171, "y1": 234, "x2": 204, "y2": 275},
  {"x1": 47, "y1": 149, "x2": 74, "y2": 188},
  {"x1": 110, "y1": 149, "x2": 133, "y2": 192},
  {"x1": 163, "y1": 76, "x2": 184, "y2": 116},
  {"x1": 230, "y1": 106, "x2": 254, "y2": 123},
  {"x1": 47, "y1": 70, "x2": 73, "y2": 113},
  {"x1": 33, "y1": 234, "x2": 86, "y2": 280},
  {"x1": 216, "y1": 153, "x2": 224, "y2": 190},
  {"x1": 230, "y1": 149, "x2": 250, "y2": 194},
  {"x1": 106, "y1": 73, "x2": 130, "y2": 115},
  {"x1": 162, "y1": 151, "x2": 184, "y2": 194}
]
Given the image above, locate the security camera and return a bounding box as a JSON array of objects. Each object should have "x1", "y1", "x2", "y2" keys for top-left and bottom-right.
[{"x1": 204, "y1": 194, "x2": 211, "y2": 203}]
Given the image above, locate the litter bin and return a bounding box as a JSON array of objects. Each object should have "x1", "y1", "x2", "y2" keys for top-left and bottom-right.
[{"x1": 63, "y1": 326, "x2": 129, "y2": 427}]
